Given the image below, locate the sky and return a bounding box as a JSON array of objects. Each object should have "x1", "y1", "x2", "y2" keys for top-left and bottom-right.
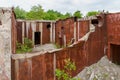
[{"x1": 0, "y1": 0, "x2": 120, "y2": 15}]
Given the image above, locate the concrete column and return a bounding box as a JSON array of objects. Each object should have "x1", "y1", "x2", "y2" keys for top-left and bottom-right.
[
  {"x1": 32, "y1": 22, "x2": 36, "y2": 46},
  {"x1": 0, "y1": 8, "x2": 12, "y2": 80},
  {"x1": 50, "y1": 22, "x2": 53, "y2": 42},
  {"x1": 74, "y1": 22, "x2": 77, "y2": 42},
  {"x1": 40, "y1": 23, "x2": 43, "y2": 45},
  {"x1": 78, "y1": 21, "x2": 80, "y2": 40},
  {"x1": 26, "y1": 22, "x2": 30, "y2": 38},
  {"x1": 53, "y1": 23, "x2": 55, "y2": 43},
  {"x1": 63, "y1": 35, "x2": 66, "y2": 47},
  {"x1": 22, "y1": 22, "x2": 24, "y2": 44}
]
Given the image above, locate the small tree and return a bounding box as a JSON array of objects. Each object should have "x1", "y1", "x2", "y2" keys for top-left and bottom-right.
[
  {"x1": 14, "y1": 6, "x2": 27, "y2": 19},
  {"x1": 55, "y1": 59, "x2": 81, "y2": 80}
]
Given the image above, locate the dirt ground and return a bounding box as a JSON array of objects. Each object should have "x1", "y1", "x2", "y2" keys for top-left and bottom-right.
[{"x1": 75, "y1": 56, "x2": 120, "y2": 80}]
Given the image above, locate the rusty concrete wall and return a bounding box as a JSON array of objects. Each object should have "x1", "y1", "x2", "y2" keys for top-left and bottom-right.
[
  {"x1": 11, "y1": 40, "x2": 86, "y2": 80},
  {"x1": 86, "y1": 25, "x2": 106, "y2": 65},
  {"x1": 12, "y1": 25, "x2": 105, "y2": 80},
  {"x1": 79, "y1": 20, "x2": 89, "y2": 38},
  {"x1": 12, "y1": 14, "x2": 107, "y2": 80},
  {"x1": 55, "y1": 18, "x2": 76, "y2": 47},
  {"x1": 12, "y1": 39, "x2": 105, "y2": 80},
  {"x1": 16, "y1": 20, "x2": 55, "y2": 45},
  {"x1": 16, "y1": 22, "x2": 22, "y2": 43},
  {"x1": 42, "y1": 22, "x2": 50, "y2": 44},
  {"x1": 0, "y1": 7, "x2": 13, "y2": 80},
  {"x1": 28, "y1": 23, "x2": 33, "y2": 40},
  {"x1": 106, "y1": 13, "x2": 120, "y2": 64},
  {"x1": 12, "y1": 52, "x2": 54, "y2": 80}
]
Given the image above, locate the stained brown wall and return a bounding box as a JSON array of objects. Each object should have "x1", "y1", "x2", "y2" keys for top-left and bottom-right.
[
  {"x1": 12, "y1": 22, "x2": 106, "y2": 79},
  {"x1": 106, "y1": 13, "x2": 120, "y2": 63},
  {"x1": 16, "y1": 21, "x2": 54, "y2": 45},
  {"x1": 87, "y1": 25, "x2": 106, "y2": 65},
  {"x1": 79, "y1": 20, "x2": 89, "y2": 38},
  {"x1": 12, "y1": 41, "x2": 86, "y2": 80},
  {"x1": 16, "y1": 22, "x2": 22, "y2": 43},
  {"x1": 42, "y1": 22, "x2": 50, "y2": 44},
  {"x1": 55, "y1": 18, "x2": 75, "y2": 47}
]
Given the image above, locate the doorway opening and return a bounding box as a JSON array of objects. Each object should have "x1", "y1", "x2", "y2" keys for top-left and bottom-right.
[
  {"x1": 34, "y1": 32, "x2": 41, "y2": 45},
  {"x1": 91, "y1": 19, "x2": 99, "y2": 25},
  {"x1": 110, "y1": 44, "x2": 120, "y2": 65},
  {"x1": 0, "y1": 20, "x2": 2, "y2": 25}
]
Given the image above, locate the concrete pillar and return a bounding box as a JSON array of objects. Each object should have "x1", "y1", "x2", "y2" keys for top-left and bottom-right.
[
  {"x1": 32, "y1": 22, "x2": 36, "y2": 46},
  {"x1": 22, "y1": 22, "x2": 24, "y2": 44},
  {"x1": 74, "y1": 22, "x2": 77, "y2": 42},
  {"x1": 40, "y1": 23, "x2": 43, "y2": 45},
  {"x1": 0, "y1": 8, "x2": 12, "y2": 80},
  {"x1": 78, "y1": 21, "x2": 80, "y2": 40},
  {"x1": 50, "y1": 22, "x2": 53, "y2": 42},
  {"x1": 53, "y1": 23, "x2": 55, "y2": 43}
]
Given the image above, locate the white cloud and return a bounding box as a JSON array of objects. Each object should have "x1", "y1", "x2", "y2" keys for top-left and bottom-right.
[{"x1": 0, "y1": 0, "x2": 120, "y2": 15}]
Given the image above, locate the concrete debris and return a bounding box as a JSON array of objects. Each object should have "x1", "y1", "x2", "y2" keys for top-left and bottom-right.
[{"x1": 75, "y1": 56, "x2": 120, "y2": 80}]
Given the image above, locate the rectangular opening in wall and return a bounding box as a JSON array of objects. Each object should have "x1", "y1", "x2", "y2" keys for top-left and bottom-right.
[
  {"x1": 110, "y1": 44, "x2": 120, "y2": 65},
  {"x1": 0, "y1": 20, "x2": 2, "y2": 25},
  {"x1": 34, "y1": 32, "x2": 41, "y2": 45},
  {"x1": 91, "y1": 19, "x2": 98, "y2": 25}
]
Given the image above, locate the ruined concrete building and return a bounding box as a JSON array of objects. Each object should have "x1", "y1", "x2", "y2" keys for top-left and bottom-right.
[
  {"x1": 16, "y1": 19, "x2": 56, "y2": 45},
  {"x1": 0, "y1": 7, "x2": 120, "y2": 80}
]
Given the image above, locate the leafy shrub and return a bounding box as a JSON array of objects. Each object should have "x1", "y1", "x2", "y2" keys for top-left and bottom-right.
[
  {"x1": 55, "y1": 59, "x2": 81, "y2": 80},
  {"x1": 24, "y1": 38, "x2": 33, "y2": 48},
  {"x1": 16, "y1": 38, "x2": 33, "y2": 53}
]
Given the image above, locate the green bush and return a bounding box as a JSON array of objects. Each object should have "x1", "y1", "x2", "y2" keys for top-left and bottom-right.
[
  {"x1": 55, "y1": 59, "x2": 81, "y2": 80},
  {"x1": 24, "y1": 38, "x2": 33, "y2": 48},
  {"x1": 16, "y1": 38, "x2": 33, "y2": 53}
]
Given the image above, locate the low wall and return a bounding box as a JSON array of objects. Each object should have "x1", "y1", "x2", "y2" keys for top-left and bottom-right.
[{"x1": 11, "y1": 41, "x2": 86, "y2": 80}]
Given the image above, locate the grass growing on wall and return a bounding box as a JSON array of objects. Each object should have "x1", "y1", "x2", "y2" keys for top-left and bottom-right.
[{"x1": 16, "y1": 38, "x2": 33, "y2": 53}]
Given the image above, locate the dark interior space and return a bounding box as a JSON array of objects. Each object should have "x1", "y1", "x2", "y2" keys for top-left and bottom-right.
[
  {"x1": 91, "y1": 19, "x2": 99, "y2": 25},
  {"x1": 74, "y1": 17, "x2": 77, "y2": 22},
  {"x1": 0, "y1": 20, "x2": 2, "y2": 25},
  {"x1": 34, "y1": 32, "x2": 41, "y2": 45},
  {"x1": 47, "y1": 24, "x2": 51, "y2": 29},
  {"x1": 110, "y1": 44, "x2": 120, "y2": 65}
]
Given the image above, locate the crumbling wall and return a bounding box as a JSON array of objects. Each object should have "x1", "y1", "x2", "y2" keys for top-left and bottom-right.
[{"x1": 0, "y1": 7, "x2": 13, "y2": 80}]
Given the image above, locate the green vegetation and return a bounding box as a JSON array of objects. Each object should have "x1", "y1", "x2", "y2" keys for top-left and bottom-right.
[
  {"x1": 14, "y1": 5, "x2": 83, "y2": 20},
  {"x1": 16, "y1": 38, "x2": 33, "y2": 53},
  {"x1": 86, "y1": 11, "x2": 100, "y2": 17},
  {"x1": 55, "y1": 59, "x2": 81, "y2": 80},
  {"x1": 14, "y1": 6, "x2": 27, "y2": 19},
  {"x1": 73, "y1": 10, "x2": 82, "y2": 18},
  {"x1": 14, "y1": 5, "x2": 101, "y2": 20}
]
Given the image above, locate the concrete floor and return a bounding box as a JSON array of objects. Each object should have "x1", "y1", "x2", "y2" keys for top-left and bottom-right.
[{"x1": 32, "y1": 43, "x2": 57, "y2": 52}]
